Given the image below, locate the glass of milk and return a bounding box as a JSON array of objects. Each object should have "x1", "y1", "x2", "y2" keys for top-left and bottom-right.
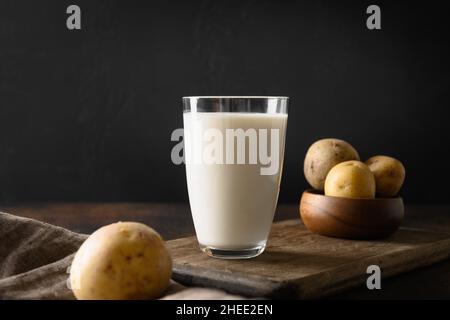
[{"x1": 183, "y1": 96, "x2": 288, "y2": 259}]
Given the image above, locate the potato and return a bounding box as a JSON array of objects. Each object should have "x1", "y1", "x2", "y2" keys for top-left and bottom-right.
[
  {"x1": 304, "y1": 138, "x2": 360, "y2": 190},
  {"x1": 324, "y1": 160, "x2": 376, "y2": 199},
  {"x1": 70, "y1": 222, "x2": 172, "y2": 300},
  {"x1": 365, "y1": 155, "x2": 405, "y2": 197}
]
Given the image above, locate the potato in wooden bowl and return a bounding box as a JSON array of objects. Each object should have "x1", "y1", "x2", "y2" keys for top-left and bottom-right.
[
  {"x1": 304, "y1": 138, "x2": 360, "y2": 190},
  {"x1": 365, "y1": 155, "x2": 405, "y2": 197},
  {"x1": 324, "y1": 160, "x2": 376, "y2": 199}
]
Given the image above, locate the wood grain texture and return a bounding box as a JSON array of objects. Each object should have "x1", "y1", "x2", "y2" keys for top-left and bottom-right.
[
  {"x1": 300, "y1": 190, "x2": 404, "y2": 239},
  {"x1": 3, "y1": 203, "x2": 450, "y2": 299},
  {"x1": 167, "y1": 219, "x2": 450, "y2": 299}
]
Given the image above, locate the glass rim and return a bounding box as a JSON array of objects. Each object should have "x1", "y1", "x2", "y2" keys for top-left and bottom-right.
[
  {"x1": 183, "y1": 96, "x2": 289, "y2": 100},
  {"x1": 183, "y1": 96, "x2": 289, "y2": 114}
]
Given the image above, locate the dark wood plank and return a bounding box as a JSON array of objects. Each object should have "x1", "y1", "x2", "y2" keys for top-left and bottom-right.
[
  {"x1": 1, "y1": 202, "x2": 450, "y2": 299},
  {"x1": 167, "y1": 219, "x2": 450, "y2": 299},
  {"x1": 0, "y1": 203, "x2": 195, "y2": 239}
]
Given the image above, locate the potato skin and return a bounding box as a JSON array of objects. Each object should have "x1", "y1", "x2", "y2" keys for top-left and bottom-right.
[
  {"x1": 365, "y1": 155, "x2": 405, "y2": 197},
  {"x1": 304, "y1": 138, "x2": 360, "y2": 190},
  {"x1": 70, "y1": 222, "x2": 172, "y2": 300},
  {"x1": 324, "y1": 160, "x2": 376, "y2": 199}
]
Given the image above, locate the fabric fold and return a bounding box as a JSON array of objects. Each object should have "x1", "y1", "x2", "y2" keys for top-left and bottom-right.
[{"x1": 0, "y1": 211, "x2": 242, "y2": 300}]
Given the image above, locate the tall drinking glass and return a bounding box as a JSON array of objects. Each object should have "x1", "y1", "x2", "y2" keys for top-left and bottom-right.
[{"x1": 183, "y1": 96, "x2": 288, "y2": 259}]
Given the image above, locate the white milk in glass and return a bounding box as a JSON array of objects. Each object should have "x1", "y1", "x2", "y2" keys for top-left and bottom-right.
[{"x1": 183, "y1": 112, "x2": 288, "y2": 250}]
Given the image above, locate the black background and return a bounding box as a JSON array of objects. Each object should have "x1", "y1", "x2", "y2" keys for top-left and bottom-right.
[{"x1": 0, "y1": 0, "x2": 449, "y2": 204}]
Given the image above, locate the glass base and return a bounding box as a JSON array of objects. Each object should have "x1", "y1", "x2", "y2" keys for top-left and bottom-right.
[{"x1": 199, "y1": 244, "x2": 266, "y2": 259}]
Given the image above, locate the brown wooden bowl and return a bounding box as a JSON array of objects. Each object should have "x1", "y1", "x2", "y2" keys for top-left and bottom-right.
[{"x1": 299, "y1": 190, "x2": 404, "y2": 239}]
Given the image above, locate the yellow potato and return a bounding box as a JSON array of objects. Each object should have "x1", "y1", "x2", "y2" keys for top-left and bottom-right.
[
  {"x1": 304, "y1": 138, "x2": 360, "y2": 190},
  {"x1": 365, "y1": 155, "x2": 405, "y2": 197},
  {"x1": 325, "y1": 161, "x2": 375, "y2": 199},
  {"x1": 70, "y1": 222, "x2": 172, "y2": 300}
]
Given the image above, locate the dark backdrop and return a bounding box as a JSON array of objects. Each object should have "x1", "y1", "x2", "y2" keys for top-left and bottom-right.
[{"x1": 0, "y1": 0, "x2": 449, "y2": 204}]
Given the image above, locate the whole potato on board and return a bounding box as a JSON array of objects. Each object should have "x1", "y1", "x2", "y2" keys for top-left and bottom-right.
[
  {"x1": 365, "y1": 155, "x2": 405, "y2": 197},
  {"x1": 70, "y1": 222, "x2": 172, "y2": 300},
  {"x1": 324, "y1": 160, "x2": 376, "y2": 199},
  {"x1": 304, "y1": 138, "x2": 360, "y2": 190}
]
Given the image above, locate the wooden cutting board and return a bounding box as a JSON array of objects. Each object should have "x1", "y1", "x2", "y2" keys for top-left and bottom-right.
[{"x1": 166, "y1": 219, "x2": 450, "y2": 299}]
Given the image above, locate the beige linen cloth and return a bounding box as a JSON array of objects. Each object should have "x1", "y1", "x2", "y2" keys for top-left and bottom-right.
[{"x1": 0, "y1": 211, "x2": 241, "y2": 300}]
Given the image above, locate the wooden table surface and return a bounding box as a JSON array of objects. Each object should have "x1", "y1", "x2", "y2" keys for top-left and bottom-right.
[{"x1": 1, "y1": 202, "x2": 450, "y2": 299}]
